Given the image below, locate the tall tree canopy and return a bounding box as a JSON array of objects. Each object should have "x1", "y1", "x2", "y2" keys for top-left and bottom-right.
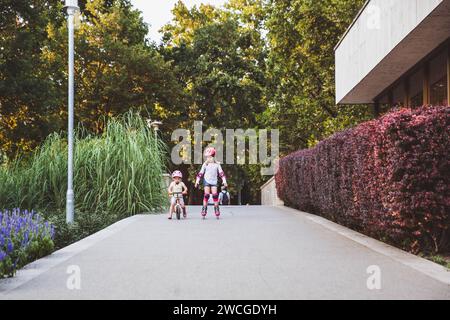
[
  {"x1": 161, "y1": 0, "x2": 266, "y2": 130},
  {"x1": 263, "y1": 0, "x2": 372, "y2": 153},
  {"x1": 0, "y1": 0, "x2": 370, "y2": 203},
  {"x1": 160, "y1": 0, "x2": 268, "y2": 202},
  {"x1": 0, "y1": 0, "x2": 183, "y2": 157},
  {"x1": 0, "y1": 0, "x2": 63, "y2": 155}
]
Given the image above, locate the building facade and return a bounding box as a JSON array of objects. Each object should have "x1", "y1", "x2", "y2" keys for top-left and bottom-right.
[{"x1": 335, "y1": 0, "x2": 450, "y2": 112}]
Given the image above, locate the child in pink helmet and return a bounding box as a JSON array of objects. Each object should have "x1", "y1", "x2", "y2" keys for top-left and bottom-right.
[
  {"x1": 168, "y1": 170, "x2": 188, "y2": 219},
  {"x1": 195, "y1": 147, "x2": 228, "y2": 219}
]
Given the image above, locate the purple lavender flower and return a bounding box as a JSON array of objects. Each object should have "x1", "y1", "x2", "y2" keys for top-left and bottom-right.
[
  {"x1": 7, "y1": 240, "x2": 13, "y2": 253},
  {"x1": 0, "y1": 208, "x2": 55, "y2": 277},
  {"x1": 0, "y1": 250, "x2": 6, "y2": 262}
]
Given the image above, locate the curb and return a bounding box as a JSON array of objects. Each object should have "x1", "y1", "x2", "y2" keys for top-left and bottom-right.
[
  {"x1": 0, "y1": 214, "x2": 145, "y2": 295},
  {"x1": 277, "y1": 205, "x2": 450, "y2": 286}
]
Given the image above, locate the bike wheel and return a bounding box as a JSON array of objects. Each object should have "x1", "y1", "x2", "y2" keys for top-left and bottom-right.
[{"x1": 176, "y1": 206, "x2": 181, "y2": 220}]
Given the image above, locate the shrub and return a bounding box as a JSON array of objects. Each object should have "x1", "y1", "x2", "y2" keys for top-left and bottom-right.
[
  {"x1": 0, "y1": 209, "x2": 54, "y2": 278},
  {"x1": 276, "y1": 106, "x2": 450, "y2": 253},
  {"x1": 49, "y1": 210, "x2": 117, "y2": 250}
]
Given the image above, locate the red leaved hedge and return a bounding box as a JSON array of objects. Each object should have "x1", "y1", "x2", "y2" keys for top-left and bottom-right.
[{"x1": 276, "y1": 106, "x2": 450, "y2": 253}]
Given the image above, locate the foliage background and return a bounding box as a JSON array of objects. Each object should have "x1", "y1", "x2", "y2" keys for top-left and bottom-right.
[{"x1": 1, "y1": 0, "x2": 372, "y2": 204}]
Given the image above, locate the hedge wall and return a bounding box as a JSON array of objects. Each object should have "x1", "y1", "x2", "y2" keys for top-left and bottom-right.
[{"x1": 276, "y1": 106, "x2": 450, "y2": 253}]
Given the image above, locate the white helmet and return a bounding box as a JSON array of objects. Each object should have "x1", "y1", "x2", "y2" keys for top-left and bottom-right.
[{"x1": 171, "y1": 170, "x2": 183, "y2": 178}]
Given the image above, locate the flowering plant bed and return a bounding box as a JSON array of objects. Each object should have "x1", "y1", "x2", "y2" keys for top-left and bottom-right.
[{"x1": 0, "y1": 209, "x2": 54, "y2": 278}]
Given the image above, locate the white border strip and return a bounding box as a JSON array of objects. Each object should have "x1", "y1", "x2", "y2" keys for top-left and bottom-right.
[
  {"x1": 0, "y1": 214, "x2": 145, "y2": 295},
  {"x1": 277, "y1": 206, "x2": 450, "y2": 286}
]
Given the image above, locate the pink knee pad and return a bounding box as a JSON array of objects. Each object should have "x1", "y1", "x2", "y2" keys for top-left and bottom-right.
[
  {"x1": 204, "y1": 194, "x2": 211, "y2": 201},
  {"x1": 212, "y1": 193, "x2": 219, "y2": 203}
]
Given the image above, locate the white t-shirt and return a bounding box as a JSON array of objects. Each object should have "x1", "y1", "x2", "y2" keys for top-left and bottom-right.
[
  {"x1": 169, "y1": 181, "x2": 186, "y2": 194},
  {"x1": 196, "y1": 161, "x2": 227, "y2": 186}
]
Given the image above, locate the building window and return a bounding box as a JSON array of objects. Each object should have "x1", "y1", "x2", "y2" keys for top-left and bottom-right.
[
  {"x1": 377, "y1": 93, "x2": 391, "y2": 113},
  {"x1": 429, "y1": 50, "x2": 447, "y2": 105},
  {"x1": 392, "y1": 82, "x2": 405, "y2": 107},
  {"x1": 410, "y1": 92, "x2": 423, "y2": 107},
  {"x1": 431, "y1": 76, "x2": 447, "y2": 105},
  {"x1": 409, "y1": 68, "x2": 423, "y2": 107},
  {"x1": 375, "y1": 41, "x2": 449, "y2": 109}
]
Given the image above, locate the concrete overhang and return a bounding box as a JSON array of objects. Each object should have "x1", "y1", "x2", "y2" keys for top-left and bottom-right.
[{"x1": 335, "y1": 0, "x2": 450, "y2": 105}]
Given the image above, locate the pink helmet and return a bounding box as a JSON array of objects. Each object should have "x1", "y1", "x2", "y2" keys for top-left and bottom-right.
[
  {"x1": 171, "y1": 170, "x2": 183, "y2": 178},
  {"x1": 204, "y1": 147, "x2": 216, "y2": 157}
]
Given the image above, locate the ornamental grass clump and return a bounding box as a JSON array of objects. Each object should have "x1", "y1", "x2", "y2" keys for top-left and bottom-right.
[
  {"x1": 0, "y1": 112, "x2": 167, "y2": 219},
  {"x1": 0, "y1": 111, "x2": 167, "y2": 250},
  {"x1": 0, "y1": 209, "x2": 54, "y2": 278}
]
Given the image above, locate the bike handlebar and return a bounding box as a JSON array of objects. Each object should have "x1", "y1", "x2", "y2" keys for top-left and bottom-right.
[{"x1": 170, "y1": 192, "x2": 185, "y2": 196}]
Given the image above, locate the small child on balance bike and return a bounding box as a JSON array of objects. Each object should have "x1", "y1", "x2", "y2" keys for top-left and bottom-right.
[{"x1": 168, "y1": 170, "x2": 188, "y2": 219}]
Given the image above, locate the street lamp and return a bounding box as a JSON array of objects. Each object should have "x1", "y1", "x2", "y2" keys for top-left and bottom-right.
[
  {"x1": 147, "y1": 119, "x2": 163, "y2": 139},
  {"x1": 64, "y1": 0, "x2": 79, "y2": 224}
]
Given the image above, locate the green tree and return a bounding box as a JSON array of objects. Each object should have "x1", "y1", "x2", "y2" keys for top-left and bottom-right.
[
  {"x1": 43, "y1": 0, "x2": 184, "y2": 133},
  {"x1": 263, "y1": 0, "x2": 372, "y2": 154},
  {"x1": 1, "y1": 0, "x2": 373, "y2": 205},
  {"x1": 0, "y1": 0, "x2": 184, "y2": 157},
  {"x1": 0, "y1": 0, "x2": 64, "y2": 156},
  {"x1": 160, "y1": 1, "x2": 267, "y2": 202}
]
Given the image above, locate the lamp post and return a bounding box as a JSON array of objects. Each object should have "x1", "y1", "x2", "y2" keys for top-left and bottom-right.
[
  {"x1": 147, "y1": 119, "x2": 162, "y2": 139},
  {"x1": 65, "y1": 0, "x2": 79, "y2": 224}
]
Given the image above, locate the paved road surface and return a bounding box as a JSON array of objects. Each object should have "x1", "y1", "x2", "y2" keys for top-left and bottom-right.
[{"x1": 0, "y1": 206, "x2": 449, "y2": 299}]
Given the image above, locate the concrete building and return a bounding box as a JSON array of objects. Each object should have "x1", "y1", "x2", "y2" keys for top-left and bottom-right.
[{"x1": 335, "y1": 0, "x2": 450, "y2": 112}]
